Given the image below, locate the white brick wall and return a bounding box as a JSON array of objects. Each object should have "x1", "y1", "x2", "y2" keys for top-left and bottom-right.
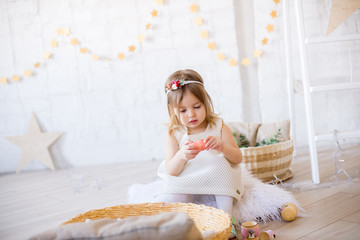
[
  {"x1": 1, "y1": 0, "x2": 359, "y2": 173},
  {"x1": 0, "y1": 0, "x2": 245, "y2": 172}
]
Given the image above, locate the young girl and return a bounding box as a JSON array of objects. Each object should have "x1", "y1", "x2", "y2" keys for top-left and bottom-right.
[{"x1": 156, "y1": 69, "x2": 244, "y2": 239}]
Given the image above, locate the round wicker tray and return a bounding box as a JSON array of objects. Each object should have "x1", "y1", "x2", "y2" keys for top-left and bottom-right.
[{"x1": 63, "y1": 202, "x2": 231, "y2": 240}]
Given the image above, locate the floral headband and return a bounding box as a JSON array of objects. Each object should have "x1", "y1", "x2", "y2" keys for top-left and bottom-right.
[{"x1": 165, "y1": 78, "x2": 204, "y2": 95}]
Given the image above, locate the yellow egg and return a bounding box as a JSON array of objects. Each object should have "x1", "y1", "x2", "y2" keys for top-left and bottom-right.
[
  {"x1": 283, "y1": 203, "x2": 298, "y2": 215},
  {"x1": 281, "y1": 205, "x2": 297, "y2": 222}
]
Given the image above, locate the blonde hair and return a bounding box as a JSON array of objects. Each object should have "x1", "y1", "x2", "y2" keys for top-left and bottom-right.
[{"x1": 165, "y1": 69, "x2": 218, "y2": 136}]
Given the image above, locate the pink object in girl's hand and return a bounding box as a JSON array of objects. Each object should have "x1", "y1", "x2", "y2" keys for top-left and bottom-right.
[{"x1": 191, "y1": 139, "x2": 207, "y2": 150}]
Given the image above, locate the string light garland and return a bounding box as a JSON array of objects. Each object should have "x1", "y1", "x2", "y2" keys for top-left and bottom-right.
[{"x1": 331, "y1": 130, "x2": 359, "y2": 182}]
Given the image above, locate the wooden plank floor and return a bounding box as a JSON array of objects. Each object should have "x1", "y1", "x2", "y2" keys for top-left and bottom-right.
[{"x1": 0, "y1": 143, "x2": 359, "y2": 239}]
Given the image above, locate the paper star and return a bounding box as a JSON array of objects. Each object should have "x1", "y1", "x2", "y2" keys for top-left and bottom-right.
[
  {"x1": 34, "y1": 62, "x2": 41, "y2": 68},
  {"x1": 70, "y1": 38, "x2": 79, "y2": 45},
  {"x1": 5, "y1": 113, "x2": 63, "y2": 173},
  {"x1": 151, "y1": 10, "x2": 158, "y2": 17},
  {"x1": 43, "y1": 51, "x2": 52, "y2": 59},
  {"x1": 24, "y1": 70, "x2": 32, "y2": 77},
  {"x1": 156, "y1": 0, "x2": 164, "y2": 5},
  {"x1": 50, "y1": 39, "x2": 58, "y2": 47},
  {"x1": 56, "y1": 28, "x2": 64, "y2": 36},
  {"x1": 207, "y1": 42, "x2": 216, "y2": 50},
  {"x1": 12, "y1": 75, "x2": 20, "y2": 82},
  {"x1": 190, "y1": 4, "x2": 199, "y2": 12},
  {"x1": 128, "y1": 45, "x2": 136, "y2": 52},
  {"x1": 138, "y1": 35, "x2": 145, "y2": 42},
  {"x1": 241, "y1": 58, "x2": 251, "y2": 66},
  {"x1": 217, "y1": 53, "x2": 226, "y2": 60},
  {"x1": 262, "y1": 37, "x2": 268, "y2": 45},
  {"x1": 117, "y1": 53, "x2": 125, "y2": 60},
  {"x1": 0, "y1": 77, "x2": 7, "y2": 84},
  {"x1": 327, "y1": 0, "x2": 360, "y2": 35},
  {"x1": 80, "y1": 48, "x2": 88, "y2": 54},
  {"x1": 195, "y1": 17, "x2": 203, "y2": 26},
  {"x1": 92, "y1": 54, "x2": 99, "y2": 60},
  {"x1": 266, "y1": 24, "x2": 274, "y2": 33},
  {"x1": 200, "y1": 30, "x2": 209, "y2": 38},
  {"x1": 253, "y1": 49, "x2": 263, "y2": 58},
  {"x1": 56, "y1": 28, "x2": 70, "y2": 36},
  {"x1": 273, "y1": 0, "x2": 280, "y2": 4},
  {"x1": 270, "y1": 10, "x2": 277, "y2": 18},
  {"x1": 229, "y1": 59, "x2": 237, "y2": 66},
  {"x1": 146, "y1": 23, "x2": 151, "y2": 30}
]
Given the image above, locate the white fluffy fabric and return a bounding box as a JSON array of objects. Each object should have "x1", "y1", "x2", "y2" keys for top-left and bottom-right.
[{"x1": 127, "y1": 170, "x2": 299, "y2": 223}]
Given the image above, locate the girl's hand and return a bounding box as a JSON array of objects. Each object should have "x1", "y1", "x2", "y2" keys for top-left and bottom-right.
[
  {"x1": 181, "y1": 140, "x2": 201, "y2": 161},
  {"x1": 205, "y1": 136, "x2": 224, "y2": 152}
]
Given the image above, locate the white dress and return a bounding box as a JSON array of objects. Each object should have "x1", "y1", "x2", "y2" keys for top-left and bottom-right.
[{"x1": 157, "y1": 118, "x2": 244, "y2": 201}]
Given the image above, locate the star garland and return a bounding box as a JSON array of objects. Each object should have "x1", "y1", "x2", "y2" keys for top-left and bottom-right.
[
  {"x1": 0, "y1": 0, "x2": 164, "y2": 85},
  {"x1": 189, "y1": 0, "x2": 281, "y2": 67},
  {"x1": 0, "y1": 0, "x2": 282, "y2": 85}
]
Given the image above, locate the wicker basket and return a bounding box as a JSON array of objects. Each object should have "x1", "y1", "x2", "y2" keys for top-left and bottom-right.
[
  {"x1": 240, "y1": 139, "x2": 294, "y2": 182},
  {"x1": 63, "y1": 202, "x2": 231, "y2": 240}
]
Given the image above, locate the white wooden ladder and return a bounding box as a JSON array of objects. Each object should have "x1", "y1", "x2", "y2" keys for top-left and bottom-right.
[{"x1": 294, "y1": 0, "x2": 360, "y2": 184}]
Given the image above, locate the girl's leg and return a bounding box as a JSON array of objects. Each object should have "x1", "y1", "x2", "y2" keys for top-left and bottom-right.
[
  {"x1": 215, "y1": 195, "x2": 233, "y2": 215},
  {"x1": 215, "y1": 195, "x2": 237, "y2": 239},
  {"x1": 153, "y1": 193, "x2": 193, "y2": 203}
]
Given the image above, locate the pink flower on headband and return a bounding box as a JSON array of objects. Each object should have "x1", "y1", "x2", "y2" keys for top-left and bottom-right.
[
  {"x1": 166, "y1": 78, "x2": 185, "y2": 92},
  {"x1": 165, "y1": 79, "x2": 203, "y2": 95}
]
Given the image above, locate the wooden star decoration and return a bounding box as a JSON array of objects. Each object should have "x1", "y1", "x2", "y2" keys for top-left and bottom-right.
[
  {"x1": 207, "y1": 42, "x2": 216, "y2": 50},
  {"x1": 217, "y1": 53, "x2": 226, "y2": 60},
  {"x1": 253, "y1": 49, "x2": 263, "y2": 58},
  {"x1": 229, "y1": 59, "x2": 237, "y2": 66},
  {"x1": 270, "y1": 10, "x2": 277, "y2": 18},
  {"x1": 80, "y1": 48, "x2": 88, "y2": 54},
  {"x1": 262, "y1": 37, "x2": 268, "y2": 45},
  {"x1": 34, "y1": 62, "x2": 41, "y2": 68},
  {"x1": 273, "y1": 0, "x2": 280, "y2": 4},
  {"x1": 50, "y1": 39, "x2": 58, "y2": 47},
  {"x1": 0, "y1": 77, "x2": 7, "y2": 84},
  {"x1": 70, "y1": 38, "x2": 79, "y2": 45},
  {"x1": 117, "y1": 53, "x2": 125, "y2": 60},
  {"x1": 146, "y1": 23, "x2": 151, "y2": 30},
  {"x1": 6, "y1": 113, "x2": 63, "y2": 173},
  {"x1": 12, "y1": 75, "x2": 20, "y2": 82},
  {"x1": 266, "y1": 24, "x2": 274, "y2": 33},
  {"x1": 200, "y1": 30, "x2": 209, "y2": 38},
  {"x1": 43, "y1": 51, "x2": 52, "y2": 59},
  {"x1": 327, "y1": 0, "x2": 360, "y2": 35},
  {"x1": 24, "y1": 70, "x2": 32, "y2": 77},
  {"x1": 241, "y1": 58, "x2": 251, "y2": 66},
  {"x1": 190, "y1": 4, "x2": 199, "y2": 12},
  {"x1": 195, "y1": 17, "x2": 203, "y2": 26},
  {"x1": 128, "y1": 45, "x2": 136, "y2": 52},
  {"x1": 151, "y1": 9, "x2": 158, "y2": 17}
]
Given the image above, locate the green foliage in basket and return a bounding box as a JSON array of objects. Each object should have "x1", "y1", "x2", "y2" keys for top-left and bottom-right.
[
  {"x1": 232, "y1": 132, "x2": 250, "y2": 148},
  {"x1": 255, "y1": 128, "x2": 282, "y2": 147}
]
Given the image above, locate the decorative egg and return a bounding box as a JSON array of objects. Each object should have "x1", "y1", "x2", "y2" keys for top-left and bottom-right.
[
  {"x1": 192, "y1": 139, "x2": 207, "y2": 150},
  {"x1": 282, "y1": 203, "x2": 298, "y2": 215},
  {"x1": 281, "y1": 205, "x2": 297, "y2": 222}
]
